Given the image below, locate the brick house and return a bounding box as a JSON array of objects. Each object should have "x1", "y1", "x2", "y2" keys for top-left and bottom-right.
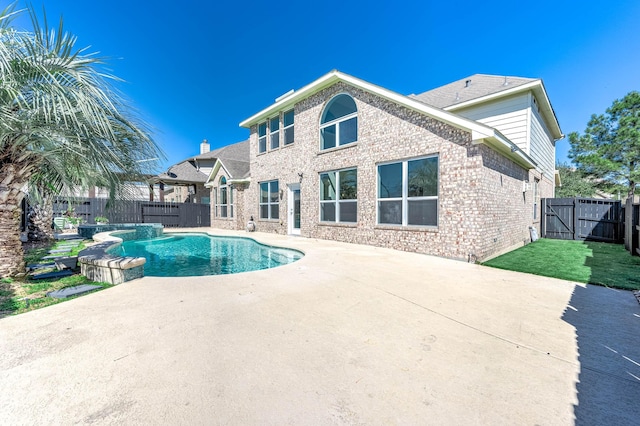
[{"x1": 207, "y1": 70, "x2": 562, "y2": 261}]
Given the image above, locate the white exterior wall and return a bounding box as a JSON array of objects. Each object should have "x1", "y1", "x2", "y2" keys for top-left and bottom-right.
[
  {"x1": 451, "y1": 93, "x2": 530, "y2": 151},
  {"x1": 528, "y1": 95, "x2": 556, "y2": 178}
]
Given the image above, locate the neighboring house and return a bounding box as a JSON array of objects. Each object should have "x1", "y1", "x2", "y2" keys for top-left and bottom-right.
[
  {"x1": 206, "y1": 70, "x2": 562, "y2": 261},
  {"x1": 154, "y1": 139, "x2": 249, "y2": 205}
]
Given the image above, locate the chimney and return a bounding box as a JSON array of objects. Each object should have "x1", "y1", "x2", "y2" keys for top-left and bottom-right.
[{"x1": 200, "y1": 139, "x2": 210, "y2": 154}]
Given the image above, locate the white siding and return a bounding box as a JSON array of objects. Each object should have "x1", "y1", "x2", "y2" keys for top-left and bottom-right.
[
  {"x1": 529, "y1": 97, "x2": 556, "y2": 177},
  {"x1": 451, "y1": 93, "x2": 530, "y2": 151}
]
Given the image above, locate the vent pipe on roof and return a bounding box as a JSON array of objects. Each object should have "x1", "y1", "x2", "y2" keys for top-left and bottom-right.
[
  {"x1": 200, "y1": 139, "x2": 210, "y2": 154},
  {"x1": 503, "y1": 76, "x2": 509, "y2": 86},
  {"x1": 465, "y1": 79, "x2": 471, "y2": 88}
]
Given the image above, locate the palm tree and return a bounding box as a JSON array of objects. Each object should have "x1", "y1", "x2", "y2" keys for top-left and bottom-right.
[{"x1": 0, "y1": 5, "x2": 164, "y2": 277}]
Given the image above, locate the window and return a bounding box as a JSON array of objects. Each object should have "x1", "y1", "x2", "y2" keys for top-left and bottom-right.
[
  {"x1": 217, "y1": 176, "x2": 233, "y2": 218},
  {"x1": 320, "y1": 94, "x2": 358, "y2": 150},
  {"x1": 283, "y1": 109, "x2": 294, "y2": 145},
  {"x1": 377, "y1": 156, "x2": 438, "y2": 226},
  {"x1": 259, "y1": 180, "x2": 279, "y2": 220},
  {"x1": 258, "y1": 122, "x2": 267, "y2": 153},
  {"x1": 320, "y1": 168, "x2": 357, "y2": 223},
  {"x1": 533, "y1": 178, "x2": 540, "y2": 220},
  {"x1": 270, "y1": 116, "x2": 280, "y2": 150}
]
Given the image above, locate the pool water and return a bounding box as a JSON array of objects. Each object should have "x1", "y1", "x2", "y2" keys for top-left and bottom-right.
[{"x1": 112, "y1": 233, "x2": 303, "y2": 277}]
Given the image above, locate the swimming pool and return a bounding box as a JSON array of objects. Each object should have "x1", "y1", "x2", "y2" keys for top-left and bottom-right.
[{"x1": 111, "y1": 233, "x2": 303, "y2": 277}]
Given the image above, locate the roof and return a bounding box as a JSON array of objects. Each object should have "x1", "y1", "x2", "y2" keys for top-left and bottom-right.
[
  {"x1": 410, "y1": 74, "x2": 537, "y2": 108},
  {"x1": 155, "y1": 140, "x2": 249, "y2": 185},
  {"x1": 240, "y1": 70, "x2": 537, "y2": 169},
  {"x1": 411, "y1": 74, "x2": 563, "y2": 139},
  {"x1": 155, "y1": 161, "x2": 207, "y2": 184}
]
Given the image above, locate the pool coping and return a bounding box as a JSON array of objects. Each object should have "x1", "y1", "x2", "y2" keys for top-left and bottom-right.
[{"x1": 77, "y1": 230, "x2": 146, "y2": 284}]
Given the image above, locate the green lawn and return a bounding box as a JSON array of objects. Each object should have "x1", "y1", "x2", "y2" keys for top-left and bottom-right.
[
  {"x1": 482, "y1": 239, "x2": 640, "y2": 290},
  {"x1": 0, "y1": 240, "x2": 111, "y2": 318}
]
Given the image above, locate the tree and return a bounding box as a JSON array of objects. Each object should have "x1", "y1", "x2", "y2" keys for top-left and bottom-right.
[
  {"x1": 555, "y1": 162, "x2": 597, "y2": 198},
  {"x1": 0, "y1": 5, "x2": 164, "y2": 277},
  {"x1": 568, "y1": 91, "x2": 640, "y2": 199}
]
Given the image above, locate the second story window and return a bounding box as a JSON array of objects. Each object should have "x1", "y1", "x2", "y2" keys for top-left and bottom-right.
[
  {"x1": 258, "y1": 122, "x2": 267, "y2": 153},
  {"x1": 283, "y1": 109, "x2": 294, "y2": 145},
  {"x1": 320, "y1": 94, "x2": 358, "y2": 150},
  {"x1": 270, "y1": 116, "x2": 280, "y2": 150}
]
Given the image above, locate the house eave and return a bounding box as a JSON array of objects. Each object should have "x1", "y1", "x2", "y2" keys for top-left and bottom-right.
[
  {"x1": 444, "y1": 80, "x2": 563, "y2": 140},
  {"x1": 473, "y1": 131, "x2": 537, "y2": 170}
]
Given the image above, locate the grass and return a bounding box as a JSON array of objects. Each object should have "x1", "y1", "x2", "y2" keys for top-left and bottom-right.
[
  {"x1": 0, "y1": 240, "x2": 111, "y2": 318},
  {"x1": 482, "y1": 238, "x2": 640, "y2": 290}
]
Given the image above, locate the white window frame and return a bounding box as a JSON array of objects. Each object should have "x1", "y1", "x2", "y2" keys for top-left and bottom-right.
[
  {"x1": 269, "y1": 116, "x2": 280, "y2": 150},
  {"x1": 319, "y1": 168, "x2": 357, "y2": 223},
  {"x1": 258, "y1": 122, "x2": 267, "y2": 154},
  {"x1": 533, "y1": 178, "x2": 540, "y2": 220},
  {"x1": 320, "y1": 93, "x2": 358, "y2": 150},
  {"x1": 259, "y1": 180, "x2": 279, "y2": 220},
  {"x1": 283, "y1": 109, "x2": 294, "y2": 145},
  {"x1": 376, "y1": 155, "x2": 439, "y2": 227},
  {"x1": 218, "y1": 176, "x2": 233, "y2": 218}
]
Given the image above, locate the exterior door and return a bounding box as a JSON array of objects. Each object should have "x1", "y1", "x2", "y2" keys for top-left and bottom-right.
[{"x1": 288, "y1": 184, "x2": 301, "y2": 235}]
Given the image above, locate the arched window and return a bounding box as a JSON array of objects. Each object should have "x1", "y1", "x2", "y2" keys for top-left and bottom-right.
[
  {"x1": 218, "y1": 176, "x2": 232, "y2": 218},
  {"x1": 320, "y1": 94, "x2": 358, "y2": 150}
]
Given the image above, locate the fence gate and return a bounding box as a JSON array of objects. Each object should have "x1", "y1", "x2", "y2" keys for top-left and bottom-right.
[{"x1": 541, "y1": 197, "x2": 622, "y2": 243}]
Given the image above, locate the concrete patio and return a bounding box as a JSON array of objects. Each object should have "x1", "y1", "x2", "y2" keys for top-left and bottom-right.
[{"x1": 1, "y1": 230, "x2": 639, "y2": 425}]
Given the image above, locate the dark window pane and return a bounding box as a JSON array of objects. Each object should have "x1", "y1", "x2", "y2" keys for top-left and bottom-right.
[
  {"x1": 259, "y1": 136, "x2": 266, "y2": 153},
  {"x1": 339, "y1": 117, "x2": 358, "y2": 145},
  {"x1": 321, "y1": 125, "x2": 336, "y2": 150},
  {"x1": 260, "y1": 205, "x2": 269, "y2": 219},
  {"x1": 220, "y1": 187, "x2": 227, "y2": 204},
  {"x1": 270, "y1": 181, "x2": 279, "y2": 200},
  {"x1": 378, "y1": 200, "x2": 402, "y2": 224},
  {"x1": 258, "y1": 122, "x2": 267, "y2": 137},
  {"x1": 408, "y1": 157, "x2": 438, "y2": 197},
  {"x1": 271, "y1": 132, "x2": 279, "y2": 149},
  {"x1": 284, "y1": 127, "x2": 294, "y2": 145},
  {"x1": 321, "y1": 94, "x2": 357, "y2": 123},
  {"x1": 220, "y1": 206, "x2": 227, "y2": 218},
  {"x1": 339, "y1": 169, "x2": 357, "y2": 200},
  {"x1": 270, "y1": 117, "x2": 279, "y2": 131},
  {"x1": 270, "y1": 204, "x2": 279, "y2": 219},
  {"x1": 284, "y1": 110, "x2": 294, "y2": 127},
  {"x1": 320, "y1": 202, "x2": 336, "y2": 222},
  {"x1": 260, "y1": 182, "x2": 269, "y2": 203},
  {"x1": 320, "y1": 173, "x2": 336, "y2": 201},
  {"x1": 408, "y1": 199, "x2": 437, "y2": 226},
  {"x1": 339, "y1": 201, "x2": 357, "y2": 222},
  {"x1": 378, "y1": 163, "x2": 402, "y2": 198}
]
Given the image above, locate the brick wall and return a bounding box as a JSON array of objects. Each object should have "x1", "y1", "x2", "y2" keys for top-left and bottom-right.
[{"x1": 236, "y1": 81, "x2": 537, "y2": 261}]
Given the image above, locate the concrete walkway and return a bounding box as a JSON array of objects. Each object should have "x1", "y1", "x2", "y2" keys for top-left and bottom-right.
[{"x1": 1, "y1": 230, "x2": 639, "y2": 425}]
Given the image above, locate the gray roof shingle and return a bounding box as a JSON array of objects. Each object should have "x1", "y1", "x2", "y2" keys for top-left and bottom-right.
[
  {"x1": 411, "y1": 74, "x2": 537, "y2": 109},
  {"x1": 155, "y1": 139, "x2": 250, "y2": 184}
]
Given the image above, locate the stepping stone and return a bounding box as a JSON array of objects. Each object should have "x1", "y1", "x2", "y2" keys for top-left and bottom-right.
[
  {"x1": 30, "y1": 270, "x2": 73, "y2": 280},
  {"x1": 55, "y1": 256, "x2": 78, "y2": 270},
  {"x1": 47, "y1": 284, "x2": 101, "y2": 299},
  {"x1": 49, "y1": 249, "x2": 72, "y2": 254},
  {"x1": 26, "y1": 262, "x2": 56, "y2": 271},
  {"x1": 42, "y1": 254, "x2": 67, "y2": 260}
]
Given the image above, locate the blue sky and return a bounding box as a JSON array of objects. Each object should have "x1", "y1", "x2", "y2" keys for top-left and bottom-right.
[{"x1": 13, "y1": 0, "x2": 640, "y2": 171}]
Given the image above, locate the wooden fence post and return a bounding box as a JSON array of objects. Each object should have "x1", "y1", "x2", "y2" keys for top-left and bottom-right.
[{"x1": 625, "y1": 198, "x2": 633, "y2": 252}]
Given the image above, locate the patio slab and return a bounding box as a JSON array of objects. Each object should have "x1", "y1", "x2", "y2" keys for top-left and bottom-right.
[{"x1": 1, "y1": 229, "x2": 639, "y2": 425}]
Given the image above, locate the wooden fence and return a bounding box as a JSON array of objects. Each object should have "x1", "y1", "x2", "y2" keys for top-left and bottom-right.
[
  {"x1": 624, "y1": 199, "x2": 639, "y2": 256},
  {"x1": 541, "y1": 197, "x2": 623, "y2": 243},
  {"x1": 53, "y1": 197, "x2": 210, "y2": 228}
]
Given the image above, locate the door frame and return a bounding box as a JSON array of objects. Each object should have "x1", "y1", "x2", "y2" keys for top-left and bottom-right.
[{"x1": 287, "y1": 183, "x2": 301, "y2": 235}]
